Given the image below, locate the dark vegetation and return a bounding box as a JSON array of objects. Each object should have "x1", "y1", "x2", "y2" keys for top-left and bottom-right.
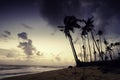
[{"x1": 58, "y1": 16, "x2": 120, "y2": 67}]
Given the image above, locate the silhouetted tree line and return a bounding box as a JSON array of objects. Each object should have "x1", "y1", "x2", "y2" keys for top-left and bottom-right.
[{"x1": 58, "y1": 16, "x2": 120, "y2": 67}]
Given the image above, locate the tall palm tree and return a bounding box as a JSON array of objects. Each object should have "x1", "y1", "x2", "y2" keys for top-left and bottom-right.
[
  {"x1": 104, "y1": 39, "x2": 114, "y2": 60},
  {"x1": 93, "y1": 42, "x2": 97, "y2": 61},
  {"x1": 81, "y1": 27, "x2": 92, "y2": 62},
  {"x1": 97, "y1": 30, "x2": 103, "y2": 52},
  {"x1": 81, "y1": 27, "x2": 88, "y2": 62},
  {"x1": 82, "y1": 45, "x2": 86, "y2": 62},
  {"x1": 97, "y1": 30, "x2": 105, "y2": 61},
  {"x1": 82, "y1": 17, "x2": 102, "y2": 61},
  {"x1": 58, "y1": 16, "x2": 81, "y2": 67},
  {"x1": 87, "y1": 34, "x2": 92, "y2": 62},
  {"x1": 80, "y1": 18, "x2": 93, "y2": 62}
]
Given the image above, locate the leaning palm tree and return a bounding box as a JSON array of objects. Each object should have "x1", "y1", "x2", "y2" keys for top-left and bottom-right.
[
  {"x1": 106, "y1": 46, "x2": 113, "y2": 60},
  {"x1": 81, "y1": 27, "x2": 88, "y2": 62},
  {"x1": 110, "y1": 43, "x2": 116, "y2": 59},
  {"x1": 104, "y1": 39, "x2": 114, "y2": 60},
  {"x1": 82, "y1": 45, "x2": 86, "y2": 62},
  {"x1": 97, "y1": 30, "x2": 104, "y2": 52},
  {"x1": 58, "y1": 16, "x2": 81, "y2": 67},
  {"x1": 86, "y1": 17, "x2": 103, "y2": 61},
  {"x1": 93, "y1": 42, "x2": 97, "y2": 61},
  {"x1": 80, "y1": 19, "x2": 93, "y2": 62},
  {"x1": 82, "y1": 17, "x2": 102, "y2": 61},
  {"x1": 115, "y1": 42, "x2": 120, "y2": 54}
]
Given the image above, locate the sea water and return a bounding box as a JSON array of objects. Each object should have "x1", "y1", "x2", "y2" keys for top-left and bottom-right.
[{"x1": 0, "y1": 65, "x2": 63, "y2": 79}]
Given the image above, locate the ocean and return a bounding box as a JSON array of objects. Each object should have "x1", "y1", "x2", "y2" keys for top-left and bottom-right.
[{"x1": 0, "y1": 65, "x2": 64, "y2": 79}]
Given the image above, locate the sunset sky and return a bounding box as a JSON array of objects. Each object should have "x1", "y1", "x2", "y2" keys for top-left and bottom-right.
[{"x1": 0, "y1": 0, "x2": 120, "y2": 66}]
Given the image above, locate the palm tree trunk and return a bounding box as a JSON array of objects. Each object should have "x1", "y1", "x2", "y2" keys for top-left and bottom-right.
[
  {"x1": 68, "y1": 34, "x2": 81, "y2": 66},
  {"x1": 87, "y1": 34, "x2": 92, "y2": 62},
  {"x1": 99, "y1": 36, "x2": 102, "y2": 52},
  {"x1": 79, "y1": 43, "x2": 83, "y2": 62},
  {"x1": 82, "y1": 38, "x2": 86, "y2": 62},
  {"x1": 83, "y1": 48, "x2": 86, "y2": 62},
  {"x1": 91, "y1": 31, "x2": 103, "y2": 61},
  {"x1": 93, "y1": 42, "x2": 96, "y2": 61}
]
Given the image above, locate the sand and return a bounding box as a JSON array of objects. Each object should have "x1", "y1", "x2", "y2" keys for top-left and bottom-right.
[{"x1": 1, "y1": 66, "x2": 120, "y2": 80}]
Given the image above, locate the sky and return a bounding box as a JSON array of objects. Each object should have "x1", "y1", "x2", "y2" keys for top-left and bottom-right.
[{"x1": 0, "y1": 0, "x2": 120, "y2": 66}]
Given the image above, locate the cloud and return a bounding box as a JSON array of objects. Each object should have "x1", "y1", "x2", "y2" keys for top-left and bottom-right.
[
  {"x1": 55, "y1": 56, "x2": 61, "y2": 62},
  {"x1": 18, "y1": 32, "x2": 28, "y2": 40},
  {"x1": 4, "y1": 30, "x2": 11, "y2": 36},
  {"x1": 36, "y1": 51, "x2": 44, "y2": 56},
  {"x1": 18, "y1": 39, "x2": 36, "y2": 56},
  {"x1": 82, "y1": 0, "x2": 120, "y2": 35},
  {"x1": 51, "y1": 53, "x2": 62, "y2": 62},
  {"x1": 38, "y1": 0, "x2": 120, "y2": 36},
  {"x1": 0, "y1": 48, "x2": 19, "y2": 58},
  {"x1": 38, "y1": 0, "x2": 81, "y2": 26},
  {"x1": 0, "y1": 30, "x2": 12, "y2": 41},
  {"x1": 21, "y1": 23, "x2": 33, "y2": 29},
  {"x1": 17, "y1": 32, "x2": 41, "y2": 57}
]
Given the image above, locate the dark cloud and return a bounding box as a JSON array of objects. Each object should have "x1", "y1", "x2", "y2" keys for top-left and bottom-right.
[
  {"x1": 36, "y1": 51, "x2": 44, "y2": 56},
  {"x1": 4, "y1": 30, "x2": 11, "y2": 36},
  {"x1": 18, "y1": 39, "x2": 36, "y2": 56},
  {"x1": 21, "y1": 23, "x2": 33, "y2": 29},
  {"x1": 0, "y1": 30, "x2": 12, "y2": 40},
  {"x1": 38, "y1": 0, "x2": 120, "y2": 36},
  {"x1": 39, "y1": 0, "x2": 81, "y2": 26},
  {"x1": 17, "y1": 32, "x2": 41, "y2": 57},
  {"x1": 52, "y1": 53, "x2": 62, "y2": 62},
  {"x1": 18, "y1": 32, "x2": 28, "y2": 40},
  {"x1": 81, "y1": 0, "x2": 120, "y2": 35},
  {"x1": 1, "y1": 34, "x2": 8, "y2": 38}
]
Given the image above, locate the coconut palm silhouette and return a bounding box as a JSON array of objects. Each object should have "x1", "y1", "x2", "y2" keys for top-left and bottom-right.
[
  {"x1": 93, "y1": 42, "x2": 97, "y2": 61},
  {"x1": 80, "y1": 16, "x2": 100, "y2": 62},
  {"x1": 81, "y1": 21, "x2": 92, "y2": 62},
  {"x1": 97, "y1": 30, "x2": 104, "y2": 51},
  {"x1": 58, "y1": 16, "x2": 81, "y2": 67},
  {"x1": 83, "y1": 17, "x2": 102, "y2": 61},
  {"x1": 106, "y1": 46, "x2": 113, "y2": 60},
  {"x1": 97, "y1": 30, "x2": 104, "y2": 61}
]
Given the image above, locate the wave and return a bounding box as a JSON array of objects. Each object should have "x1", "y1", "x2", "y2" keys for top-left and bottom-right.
[{"x1": 0, "y1": 65, "x2": 63, "y2": 79}]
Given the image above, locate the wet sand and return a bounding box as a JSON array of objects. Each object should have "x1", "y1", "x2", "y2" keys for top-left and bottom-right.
[{"x1": 1, "y1": 67, "x2": 120, "y2": 80}]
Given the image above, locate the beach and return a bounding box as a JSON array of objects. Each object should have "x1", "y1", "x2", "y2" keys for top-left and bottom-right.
[
  {"x1": 1, "y1": 66, "x2": 120, "y2": 80},
  {"x1": 0, "y1": 65, "x2": 63, "y2": 79}
]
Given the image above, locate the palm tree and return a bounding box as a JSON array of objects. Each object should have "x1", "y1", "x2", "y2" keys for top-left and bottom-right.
[
  {"x1": 93, "y1": 42, "x2": 97, "y2": 61},
  {"x1": 96, "y1": 39, "x2": 100, "y2": 49},
  {"x1": 82, "y1": 17, "x2": 102, "y2": 61},
  {"x1": 104, "y1": 38, "x2": 109, "y2": 46},
  {"x1": 87, "y1": 34, "x2": 92, "y2": 62},
  {"x1": 82, "y1": 45, "x2": 87, "y2": 62},
  {"x1": 97, "y1": 30, "x2": 105, "y2": 61},
  {"x1": 81, "y1": 27, "x2": 92, "y2": 62},
  {"x1": 81, "y1": 27, "x2": 88, "y2": 62},
  {"x1": 58, "y1": 16, "x2": 81, "y2": 67},
  {"x1": 80, "y1": 17, "x2": 93, "y2": 62},
  {"x1": 115, "y1": 42, "x2": 120, "y2": 54},
  {"x1": 97, "y1": 30, "x2": 104, "y2": 52},
  {"x1": 106, "y1": 46, "x2": 113, "y2": 60},
  {"x1": 110, "y1": 43, "x2": 116, "y2": 59}
]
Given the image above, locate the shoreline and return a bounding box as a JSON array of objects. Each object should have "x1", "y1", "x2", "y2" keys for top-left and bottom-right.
[
  {"x1": 1, "y1": 66, "x2": 120, "y2": 80},
  {"x1": 0, "y1": 66, "x2": 64, "y2": 80}
]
